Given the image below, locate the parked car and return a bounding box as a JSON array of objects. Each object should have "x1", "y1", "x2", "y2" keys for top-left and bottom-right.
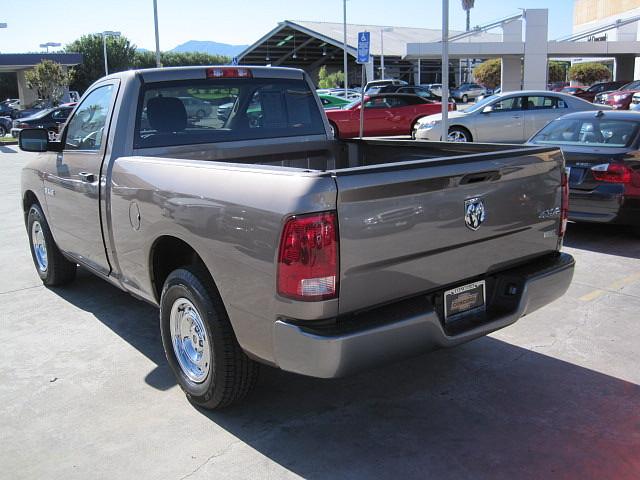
[
  {"x1": 0, "y1": 102, "x2": 18, "y2": 119},
  {"x1": 561, "y1": 86, "x2": 586, "y2": 95},
  {"x1": 421, "y1": 83, "x2": 443, "y2": 96},
  {"x1": 364, "y1": 79, "x2": 408, "y2": 94},
  {"x1": 318, "y1": 94, "x2": 351, "y2": 109},
  {"x1": 529, "y1": 110, "x2": 640, "y2": 234},
  {"x1": 376, "y1": 84, "x2": 456, "y2": 105},
  {"x1": 548, "y1": 81, "x2": 570, "y2": 92},
  {"x1": 178, "y1": 96, "x2": 213, "y2": 119},
  {"x1": 16, "y1": 99, "x2": 52, "y2": 119},
  {"x1": 594, "y1": 80, "x2": 640, "y2": 110},
  {"x1": 326, "y1": 88, "x2": 361, "y2": 100},
  {"x1": 0, "y1": 116, "x2": 12, "y2": 136},
  {"x1": 573, "y1": 81, "x2": 630, "y2": 103},
  {"x1": 11, "y1": 105, "x2": 74, "y2": 139},
  {"x1": 18, "y1": 65, "x2": 574, "y2": 409},
  {"x1": 414, "y1": 90, "x2": 607, "y2": 143},
  {"x1": 325, "y1": 93, "x2": 453, "y2": 138},
  {"x1": 450, "y1": 83, "x2": 488, "y2": 103}
]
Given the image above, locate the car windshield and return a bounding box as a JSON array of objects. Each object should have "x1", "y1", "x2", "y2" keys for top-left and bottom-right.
[
  {"x1": 620, "y1": 81, "x2": 640, "y2": 91},
  {"x1": 530, "y1": 117, "x2": 640, "y2": 148},
  {"x1": 462, "y1": 95, "x2": 497, "y2": 113},
  {"x1": 25, "y1": 108, "x2": 54, "y2": 120}
]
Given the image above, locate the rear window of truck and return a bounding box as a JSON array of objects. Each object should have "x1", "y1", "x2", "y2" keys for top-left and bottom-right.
[{"x1": 134, "y1": 78, "x2": 326, "y2": 148}]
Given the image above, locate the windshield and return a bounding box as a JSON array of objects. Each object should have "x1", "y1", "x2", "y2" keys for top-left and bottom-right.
[
  {"x1": 530, "y1": 117, "x2": 640, "y2": 148},
  {"x1": 462, "y1": 95, "x2": 497, "y2": 113},
  {"x1": 620, "y1": 81, "x2": 640, "y2": 91}
]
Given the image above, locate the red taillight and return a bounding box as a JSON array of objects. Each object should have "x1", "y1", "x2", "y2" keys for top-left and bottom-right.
[
  {"x1": 590, "y1": 163, "x2": 632, "y2": 184},
  {"x1": 17, "y1": 122, "x2": 30, "y2": 129},
  {"x1": 206, "y1": 67, "x2": 252, "y2": 79},
  {"x1": 559, "y1": 167, "x2": 569, "y2": 237},
  {"x1": 277, "y1": 212, "x2": 339, "y2": 301}
]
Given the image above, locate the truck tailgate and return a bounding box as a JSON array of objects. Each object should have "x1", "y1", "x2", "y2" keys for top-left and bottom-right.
[{"x1": 333, "y1": 147, "x2": 563, "y2": 314}]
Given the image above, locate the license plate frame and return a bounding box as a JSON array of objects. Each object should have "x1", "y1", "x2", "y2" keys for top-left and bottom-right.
[{"x1": 444, "y1": 280, "x2": 486, "y2": 322}]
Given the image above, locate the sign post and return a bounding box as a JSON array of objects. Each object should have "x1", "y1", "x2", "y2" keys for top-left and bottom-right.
[{"x1": 357, "y1": 31, "x2": 370, "y2": 139}]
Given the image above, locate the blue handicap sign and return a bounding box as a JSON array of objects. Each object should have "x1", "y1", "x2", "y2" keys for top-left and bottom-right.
[
  {"x1": 357, "y1": 31, "x2": 370, "y2": 64},
  {"x1": 231, "y1": 56, "x2": 239, "y2": 65}
]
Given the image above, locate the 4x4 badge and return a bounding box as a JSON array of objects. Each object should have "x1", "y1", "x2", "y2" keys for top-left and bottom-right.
[{"x1": 464, "y1": 197, "x2": 485, "y2": 231}]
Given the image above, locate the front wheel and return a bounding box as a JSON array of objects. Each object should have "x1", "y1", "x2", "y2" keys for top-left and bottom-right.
[
  {"x1": 0, "y1": 125, "x2": 6, "y2": 137},
  {"x1": 27, "y1": 204, "x2": 77, "y2": 286},
  {"x1": 160, "y1": 267, "x2": 259, "y2": 409},
  {"x1": 461, "y1": 94, "x2": 469, "y2": 104},
  {"x1": 448, "y1": 127, "x2": 472, "y2": 142}
]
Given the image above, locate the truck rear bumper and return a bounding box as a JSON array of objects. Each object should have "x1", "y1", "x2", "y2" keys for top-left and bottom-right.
[{"x1": 273, "y1": 252, "x2": 574, "y2": 378}]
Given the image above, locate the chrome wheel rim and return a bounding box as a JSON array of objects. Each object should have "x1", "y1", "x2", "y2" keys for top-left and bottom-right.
[
  {"x1": 31, "y1": 220, "x2": 48, "y2": 272},
  {"x1": 170, "y1": 298, "x2": 211, "y2": 383},
  {"x1": 448, "y1": 130, "x2": 468, "y2": 142}
]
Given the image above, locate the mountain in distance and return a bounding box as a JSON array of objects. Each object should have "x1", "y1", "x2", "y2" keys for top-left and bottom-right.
[{"x1": 170, "y1": 40, "x2": 249, "y2": 57}]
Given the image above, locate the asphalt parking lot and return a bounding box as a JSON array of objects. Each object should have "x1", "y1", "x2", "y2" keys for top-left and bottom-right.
[{"x1": 1, "y1": 144, "x2": 639, "y2": 480}]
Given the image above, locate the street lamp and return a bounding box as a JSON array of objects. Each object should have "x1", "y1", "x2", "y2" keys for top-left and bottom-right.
[
  {"x1": 343, "y1": 0, "x2": 348, "y2": 97},
  {"x1": 153, "y1": 0, "x2": 161, "y2": 68},
  {"x1": 100, "y1": 31, "x2": 121, "y2": 76},
  {"x1": 40, "y1": 42, "x2": 61, "y2": 53},
  {"x1": 379, "y1": 27, "x2": 393, "y2": 79},
  {"x1": 441, "y1": 0, "x2": 449, "y2": 141}
]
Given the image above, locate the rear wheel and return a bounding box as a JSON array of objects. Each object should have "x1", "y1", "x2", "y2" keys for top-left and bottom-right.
[
  {"x1": 0, "y1": 125, "x2": 6, "y2": 137},
  {"x1": 448, "y1": 126, "x2": 472, "y2": 142},
  {"x1": 461, "y1": 94, "x2": 469, "y2": 104},
  {"x1": 27, "y1": 204, "x2": 77, "y2": 286},
  {"x1": 160, "y1": 267, "x2": 259, "y2": 409}
]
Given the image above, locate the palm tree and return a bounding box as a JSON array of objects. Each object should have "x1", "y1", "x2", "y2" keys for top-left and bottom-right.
[{"x1": 461, "y1": 0, "x2": 475, "y2": 82}]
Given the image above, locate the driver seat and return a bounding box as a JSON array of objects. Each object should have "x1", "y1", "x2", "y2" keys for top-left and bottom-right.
[{"x1": 147, "y1": 97, "x2": 188, "y2": 133}]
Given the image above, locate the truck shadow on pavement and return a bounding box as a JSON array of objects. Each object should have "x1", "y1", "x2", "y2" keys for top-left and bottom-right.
[
  {"x1": 51, "y1": 270, "x2": 640, "y2": 480},
  {"x1": 564, "y1": 222, "x2": 640, "y2": 259}
]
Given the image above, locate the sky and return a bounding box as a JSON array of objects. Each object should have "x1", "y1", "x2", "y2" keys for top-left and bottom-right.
[{"x1": 0, "y1": 0, "x2": 575, "y2": 53}]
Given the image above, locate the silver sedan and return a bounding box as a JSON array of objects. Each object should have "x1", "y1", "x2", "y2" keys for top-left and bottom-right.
[{"x1": 414, "y1": 90, "x2": 609, "y2": 143}]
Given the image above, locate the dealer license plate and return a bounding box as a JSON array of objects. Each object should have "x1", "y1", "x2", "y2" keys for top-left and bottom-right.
[{"x1": 444, "y1": 280, "x2": 486, "y2": 321}]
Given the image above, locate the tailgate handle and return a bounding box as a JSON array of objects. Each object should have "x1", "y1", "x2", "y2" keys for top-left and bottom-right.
[{"x1": 460, "y1": 171, "x2": 501, "y2": 185}]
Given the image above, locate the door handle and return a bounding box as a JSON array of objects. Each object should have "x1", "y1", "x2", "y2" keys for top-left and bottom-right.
[{"x1": 79, "y1": 172, "x2": 96, "y2": 183}]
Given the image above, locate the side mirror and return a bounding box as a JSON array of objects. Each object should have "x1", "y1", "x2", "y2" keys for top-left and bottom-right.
[
  {"x1": 19, "y1": 128, "x2": 62, "y2": 152},
  {"x1": 482, "y1": 105, "x2": 494, "y2": 114}
]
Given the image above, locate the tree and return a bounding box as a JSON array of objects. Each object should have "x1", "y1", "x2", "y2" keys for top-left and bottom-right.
[
  {"x1": 318, "y1": 66, "x2": 345, "y2": 89},
  {"x1": 64, "y1": 34, "x2": 137, "y2": 93},
  {"x1": 568, "y1": 62, "x2": 611, "y2": 85},
  {"x1": 548, "y1": 61, "x2": 568, "y2": 83},
  {"x1": 133, "y1": 50, "x2": 230, "y2": 69},
  {"x1": 24, "y1": 60, "x2": 74, "y2": 107},
  {"x1": 473, "y1": 58, "x2": 501, "y2": 89}
]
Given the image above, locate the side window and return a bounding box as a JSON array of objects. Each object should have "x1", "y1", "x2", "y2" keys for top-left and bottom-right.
[
  {"x1": 386, "y1": 97, "x2": 409, "y2": 108},
  {"x1": 365, "y1": 97, "x2": 390, "y2": 108},
  {"x1": 51, "y1": 108, "x2": 70, "y2": 121},
  {"x1": 491, "y1": 97, "x2": 523, "y2": 112},
  {"x1": 527, "y1": 96, "x2": 566, "y2": 110},
  {"x1": 65, "y1": 85, "x2": 114, "y2": 151}
]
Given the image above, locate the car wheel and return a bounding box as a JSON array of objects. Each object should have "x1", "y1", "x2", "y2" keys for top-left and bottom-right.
[
  {"x1": 0, "y1": 125, "x2": 6, "y2": 137},
  {"x1": 448, "y1": 127, "x2": 471, "y2": 142},
  {"x1": 328, "y1": 121, "x2": 338, "y2": 138},
  {"x1": 27, "y1": 204, "x2": 77, "y2": 286},
  {"x1": 160, "y1": 267, "x2": 259, "y2": 409},
  {"x1": 461, "y1": 94, "x2": 469, "y2": 104}
]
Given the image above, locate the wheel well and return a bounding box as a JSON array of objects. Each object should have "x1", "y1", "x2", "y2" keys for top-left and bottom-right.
[
  {"x1": 449, "y1": 125, "x2": 473, "y2": 141},
  {"x1": 150, "y1": 236, "x2": 208, "y2": 302},
  {"x1": 328, "y1": 120, "x2": 339, "y2": 137},
  {"x1": 23, "y1": 190, "x2": 41, "y2": 219}
]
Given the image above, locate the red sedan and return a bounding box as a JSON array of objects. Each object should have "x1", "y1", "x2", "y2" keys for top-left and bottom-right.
[{"x1": 325, "y1": 94, "x2": 453, "y2": 138}]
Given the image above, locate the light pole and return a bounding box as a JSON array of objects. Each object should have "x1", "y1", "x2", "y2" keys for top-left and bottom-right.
[
  {"x1": 441, "y1": 0, "x2": 449, "y2": 142},
  {"x1": 343, "y1": 0, "x2": 348, "y2": 97},
  {"x1": 379, "y1": 27, "x2": 393, "y2": 79},
  {"x1": 100, "y1": 31, "x2": 121, "y2": 76},
  {"x1": 40, "y1": 42, "x2": 61, "y2": 53},
  {"x1": 153, "y1": 0, "x2": 161, "y2": 68}
]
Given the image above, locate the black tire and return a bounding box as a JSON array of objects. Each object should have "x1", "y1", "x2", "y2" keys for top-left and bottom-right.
[
  {"x1": 27, "y1": 204, "x2": 77, "y2": 286},
  {"x1": 0, "y1": 125, "x2": 6, "y2": 137},
  {"x1": 448, "y1": 126, "x2": 472, "y2": 142},
  {"x1": 328, "y1": 121, "x2": 338, "y2": 138},
  {"x1": 160, "y1": 267, "x2": 259, "y2": 409},
  {"x1": 462, "y1": 94, "x2": 468, "y2": 104}
]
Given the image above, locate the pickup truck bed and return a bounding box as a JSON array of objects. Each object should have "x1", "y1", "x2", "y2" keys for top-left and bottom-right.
[{"x1": 19, "y1": 66, "x2": 574, "y2": 409}]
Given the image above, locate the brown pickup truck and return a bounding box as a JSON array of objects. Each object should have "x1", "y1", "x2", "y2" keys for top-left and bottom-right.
[{"x1": 19, "y1": 66, "x2": 574, "y2": 409}]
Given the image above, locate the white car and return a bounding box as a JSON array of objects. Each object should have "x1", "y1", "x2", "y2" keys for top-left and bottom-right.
[{"x1": 413, "y1": 90, "x2": 609, "y2": 143}]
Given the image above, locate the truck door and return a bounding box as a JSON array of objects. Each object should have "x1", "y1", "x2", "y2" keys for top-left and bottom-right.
[{"x1": 43, "y1": 82, "x2": 117, "y2": 276}]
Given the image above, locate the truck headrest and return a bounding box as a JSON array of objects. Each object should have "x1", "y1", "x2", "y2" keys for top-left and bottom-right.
[{"x1": 147, "y1": 97, "x2": 187, "y2": 133}]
